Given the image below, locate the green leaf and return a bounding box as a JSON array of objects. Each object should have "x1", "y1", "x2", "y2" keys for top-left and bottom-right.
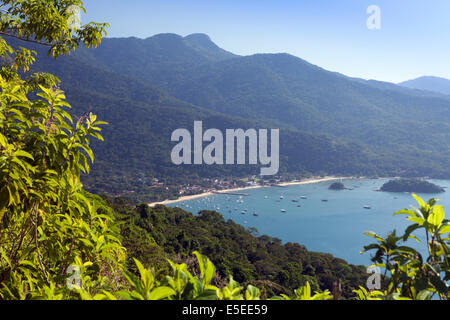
[
  {"x1": 427, "y1": 205, "x2": 445, "y2": 228},
  {"x1": 407, "y1": 216, "x2": 426, "y2": 226},
  {"x1": 416, "y1": 290, "x2": 432, "y2": 300},
  {"x1": 245, "y1": 285, "x2": 260, "y2": 300},
  {"x1": 412, "y1": 194, "x2": 426, "y2": 209},
  {"x1": 193, "y1": 251, "x2": 216, "y2": 287},
  {"x1": 363, "y1": 231, "x2": 384, "y2": 242},
  {"x1": 439, "y1": 224, "x2": 450, "y2": 234},
  {"x1": 148, "y1": 286, "x2": 176, "y2": 300},
  {"x1": 14, "y1": 150, "x2": 34, "y2": 160},
  {"x1": 402, "y1": 223, "x2": 421, "y2": 242},
  {"x1": 0, "y1": 133, "x2": 7, "y2": 148}
]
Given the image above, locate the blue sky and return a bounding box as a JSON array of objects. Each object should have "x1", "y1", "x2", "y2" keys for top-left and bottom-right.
[{"x1": 83, "y1": 0, "x2": 450, "y2": 83}]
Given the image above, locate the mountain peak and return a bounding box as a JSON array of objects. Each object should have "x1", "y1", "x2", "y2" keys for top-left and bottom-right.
[
  {"x1": 182, "y1": 33, "x2": 237, "y2": 61},
  {"x1": 184, "y1": 33, "x2": 212, "y2": 42}
]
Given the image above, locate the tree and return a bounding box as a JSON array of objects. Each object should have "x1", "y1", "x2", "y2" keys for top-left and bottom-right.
[{"x1": 0, "y1": 0, "x2": 124, "y2": 299}]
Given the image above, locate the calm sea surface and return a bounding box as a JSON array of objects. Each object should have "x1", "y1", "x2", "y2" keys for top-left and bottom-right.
[{"x1": 167, "y1": 179, "x2": 450, "y2": 266}]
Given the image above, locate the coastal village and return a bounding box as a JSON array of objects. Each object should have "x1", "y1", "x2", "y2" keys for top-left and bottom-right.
[{"x1": 148, "y1": 176, "x2": 355, "y2": 207}]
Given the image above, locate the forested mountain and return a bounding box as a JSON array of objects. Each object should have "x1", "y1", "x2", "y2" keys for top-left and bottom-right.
[
  {"x1": 399, "y1": 76, "x2": 450, "y2": 96},
  {"x1": 69, "y1": 34, "x2": 450, "y2": 177},
  {"x1": 70, "y1": 34, "x2": 450, "y2": 150},
  {"x1": 5, "y1": 33, "x2": 450, "y2": 201}
]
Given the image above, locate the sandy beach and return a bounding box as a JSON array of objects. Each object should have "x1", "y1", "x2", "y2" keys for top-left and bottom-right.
[{"x1": 148, "y1": 176, "x2": 354, "y2": 207}]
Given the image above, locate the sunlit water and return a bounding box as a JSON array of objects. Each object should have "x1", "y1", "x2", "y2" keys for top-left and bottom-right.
[{"x1": 167, "y1": 179, "x2": 450, "y2": 266}]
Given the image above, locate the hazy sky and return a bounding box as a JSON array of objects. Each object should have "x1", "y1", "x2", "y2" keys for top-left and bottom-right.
[{"x1": 83, "y1": 0, "x2": 450, "y2": 83}]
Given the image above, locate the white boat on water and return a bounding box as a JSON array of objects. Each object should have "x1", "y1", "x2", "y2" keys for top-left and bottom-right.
[
  {"x1": 364, "y1": 205, "x2": 372, "y2": 209},
  {"x1": 280, "y1": 196, "x2": 284, "y2": 199},
  {"x1": 281, "y1": 209, "x2": 287, "y2": 213},
  {"x1": 300, "y1": 196, "x2": 307, "y2": 199}
]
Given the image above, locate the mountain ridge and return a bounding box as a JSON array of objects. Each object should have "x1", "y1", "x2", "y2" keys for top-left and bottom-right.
[{"x1": 399, "y1": 76, "x2": 450, "y2": 96}]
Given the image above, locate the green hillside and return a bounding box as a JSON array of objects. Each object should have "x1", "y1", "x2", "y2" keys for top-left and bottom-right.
[
  {"x1": 5, "y1": 33, "x2": 450, "y2": 202},
  {"x1": 68, "y1": 34, "x2": 450, "y2": 178},
  {"x1": 108, "y1": 196, "x2": 367, "y2": 298}
]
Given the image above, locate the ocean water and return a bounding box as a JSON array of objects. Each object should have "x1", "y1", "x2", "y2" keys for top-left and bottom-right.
[{"x1": 167, "y1": 179, "x2": 450, "y2": 266}]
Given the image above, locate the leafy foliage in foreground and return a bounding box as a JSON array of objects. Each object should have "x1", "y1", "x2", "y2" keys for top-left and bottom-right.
[
  {"x1": 111, "y1": 253, "x2": 332, "y2": 301},
  {"x1": 0, "y1": 0, "x2": 124, "y2": 299},
  {"x1": 357, "y1": 194, "x2": 450, "y2": 300}
]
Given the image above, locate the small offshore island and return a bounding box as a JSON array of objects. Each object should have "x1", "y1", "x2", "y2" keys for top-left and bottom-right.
[
  {"x1": 329, "y1": 182, "x2": 345, "y2": 190},
  {"x1": 380, "y1": 178, "x2": 445, "y2": 193}
]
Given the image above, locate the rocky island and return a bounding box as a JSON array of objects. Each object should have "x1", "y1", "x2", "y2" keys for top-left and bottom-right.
[
  {"x1": 380, "y1": 179, "x2": 445, "y2": 193},
  {"x1": 329, "y1": 182, "x2": 345, "y2": 190}
]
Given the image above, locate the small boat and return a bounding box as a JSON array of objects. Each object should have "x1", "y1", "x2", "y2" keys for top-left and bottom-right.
[
  {"x1": 364, "y1": 205, "x2": 372, "y2": 209},
  {"x1": 264, "y1": 196, "x2": 268, "y2": 199},
  {"x1": 281, "y1": 209, "x2": 287, "y2": 213},
  {"x1": 321, "y1": 199, "x2": 328, "y2": 202},
  {"x1": 280, "y1": 196, "x2": 284, "y2": 199},
  {"x1": 241, "y1": 211, "x2": 246, "y2": 214},
  {"x1": 253, "y1": 212, "x2": 258, "y2": 217},
  {"x1": 300, "y1": 196, "x2": 307, "y2": 199},
  {"x1": 297, "y1": 205, "x2": 301, "y2": 207},
  {"x1": 292, "y1": 199, "x2": 299, "y2": 203}
]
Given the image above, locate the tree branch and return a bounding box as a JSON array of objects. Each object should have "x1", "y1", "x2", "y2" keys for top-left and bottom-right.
[
  {"x1": 0, "y1": 31, "x2": 52, "y2": 47},
  {"x1": 33, "y1": 203, "x2": 50, "y2": 285}
]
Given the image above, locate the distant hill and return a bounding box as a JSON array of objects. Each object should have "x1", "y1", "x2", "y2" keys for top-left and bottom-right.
[{"x1": 399, "y1": 76, "x2": 450, "y2": 96}]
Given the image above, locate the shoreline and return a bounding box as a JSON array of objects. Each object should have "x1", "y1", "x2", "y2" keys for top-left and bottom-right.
[{"x1": 148, "y1": 176, "x2": 354, "y2": 207}]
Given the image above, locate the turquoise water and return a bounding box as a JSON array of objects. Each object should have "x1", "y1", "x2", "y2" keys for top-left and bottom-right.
[{"x1": 167, "y1": 179, "x2": 450, "y2": 266}]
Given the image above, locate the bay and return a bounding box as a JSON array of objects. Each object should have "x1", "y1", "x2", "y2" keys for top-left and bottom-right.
[{"x1": 167, "y1": 179, "x2": 449, "y2": 266}]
